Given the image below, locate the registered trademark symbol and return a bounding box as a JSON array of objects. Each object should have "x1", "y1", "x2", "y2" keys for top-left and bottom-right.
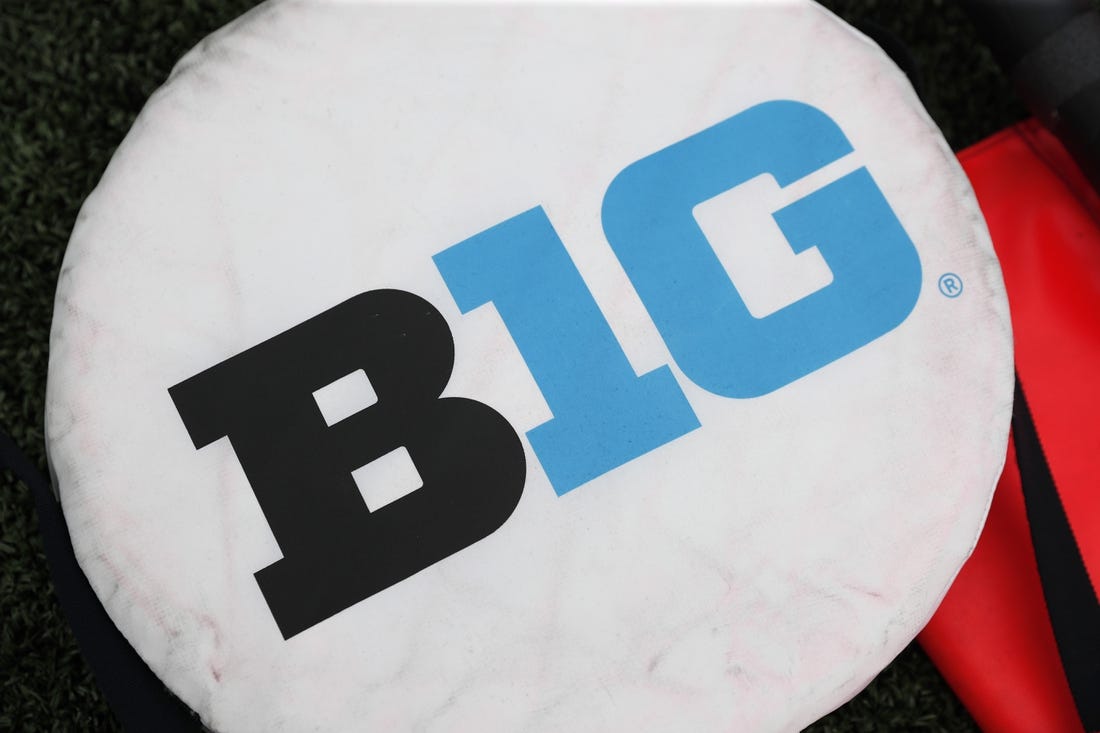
[{"x1": 938, "y1": 273, "x2": 963, "y2": 298}]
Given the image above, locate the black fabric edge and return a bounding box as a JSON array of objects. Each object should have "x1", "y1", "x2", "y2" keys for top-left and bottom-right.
[{"x1": 1, "y1": 427, "x2": 201, "y2": 733}]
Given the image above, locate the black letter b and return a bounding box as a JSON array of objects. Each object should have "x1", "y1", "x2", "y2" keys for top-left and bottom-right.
[{"x1": 169, "y1": 290, "x2": 526, "y2": 638}]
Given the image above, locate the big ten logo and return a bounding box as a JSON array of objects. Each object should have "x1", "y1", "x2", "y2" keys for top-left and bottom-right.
[{"x1": 169, "y1": 100, "x2": 922, "y2": 638}]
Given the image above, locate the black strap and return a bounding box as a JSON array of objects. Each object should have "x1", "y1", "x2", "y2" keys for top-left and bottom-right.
[
  {"x1": 1014, "y1": 378, "x2": 1100, "y2": 732},
  {"x1": 963, "y1": 0, "x2": 1100, "y2": 197},
  {"x1": 0, "y1": 427, "x2": 200, "y2": 732}
]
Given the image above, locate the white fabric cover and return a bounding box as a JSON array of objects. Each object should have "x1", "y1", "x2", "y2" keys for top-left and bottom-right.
[{"x1": 46, "y1": 2, "x2": 1013, "y2": 731}]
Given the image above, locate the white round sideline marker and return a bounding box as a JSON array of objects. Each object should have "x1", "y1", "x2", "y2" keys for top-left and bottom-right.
[{"x1": 46, "y1": 2, "x2": 1012, "y2": 732}]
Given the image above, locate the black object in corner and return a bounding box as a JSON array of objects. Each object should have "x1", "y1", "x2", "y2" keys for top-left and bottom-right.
[
  {"x1": 0, "y1": 428, "x2": 201, "y2": 733},
  {"x1": 964, "y1": 0, "x2": 1100, "y2": 193}
]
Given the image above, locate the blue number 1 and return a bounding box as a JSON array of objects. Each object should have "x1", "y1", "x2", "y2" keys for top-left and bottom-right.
[{"x1": 433, "y1": 207, "x2": 700, "y2": 496}]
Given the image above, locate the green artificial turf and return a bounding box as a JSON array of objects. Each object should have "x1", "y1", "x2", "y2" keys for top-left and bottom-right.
[{"x1": 1, "y1": 1, "x2": 1027, "y2": 730}]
